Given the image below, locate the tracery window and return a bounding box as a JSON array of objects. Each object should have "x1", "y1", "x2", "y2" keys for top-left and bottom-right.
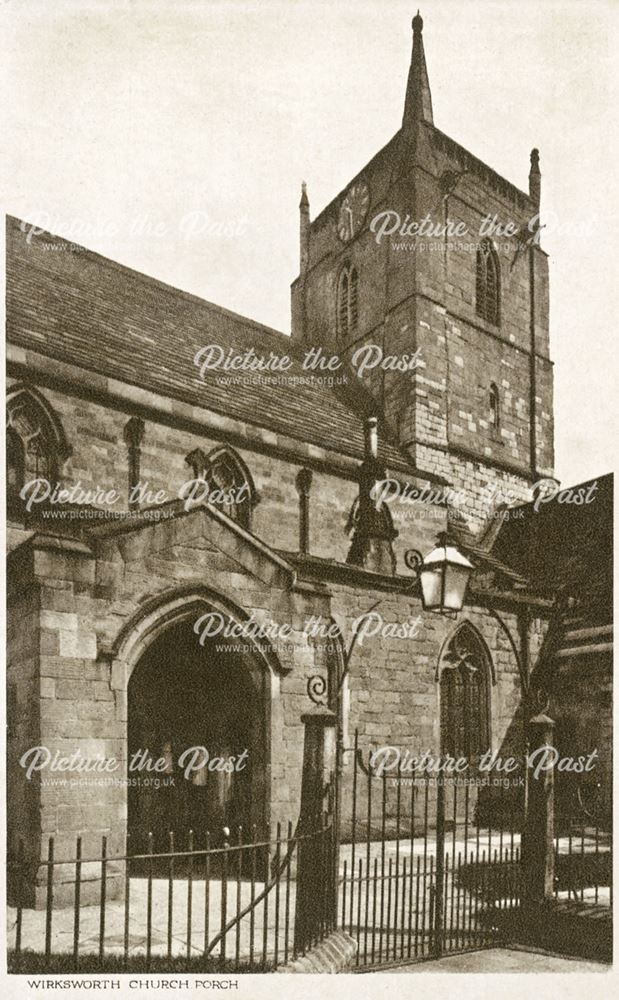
[
  {"x1": 6, "y1": 387, "x2": 71, "y2": 512},
  {"x1": 439, "y1": 623, "x2": 492, "y2": 761},
  {"x1": 185, "y1": 445, "x2": 258, "y2": 530}
]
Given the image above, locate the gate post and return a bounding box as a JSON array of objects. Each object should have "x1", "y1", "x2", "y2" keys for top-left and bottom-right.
[
  {"x1": 432, "y1": 779, "x2": 446, "y2": 957},
  {"x1": 522, "y1": 712, "x2": 555, "y2": 908},
  {"x1": 294, "y1": 707, "x2": 337, "y2": 953}
]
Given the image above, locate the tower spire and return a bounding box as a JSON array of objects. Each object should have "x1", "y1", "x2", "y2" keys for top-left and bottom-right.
[{"x1": 402, "y1": 11, "x2": 433, "y2": 127}]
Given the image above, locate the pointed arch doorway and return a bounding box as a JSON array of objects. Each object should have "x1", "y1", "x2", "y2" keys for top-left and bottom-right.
[{"x1": 127, "y1": 613, "x2": 269, "y2": 854}]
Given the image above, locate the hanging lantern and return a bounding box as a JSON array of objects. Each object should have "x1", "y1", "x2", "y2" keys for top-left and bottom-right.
[{"x1": 418, "y1": 532, "x2": 473, "y2": 614}]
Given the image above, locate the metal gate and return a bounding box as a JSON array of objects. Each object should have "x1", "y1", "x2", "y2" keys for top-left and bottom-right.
[
  {"x1": 337, "y1": 733, "x2": 524, "y2": 970},
  {"x1": 8, "y1": 813, "x2": 336, "y2": 973}
]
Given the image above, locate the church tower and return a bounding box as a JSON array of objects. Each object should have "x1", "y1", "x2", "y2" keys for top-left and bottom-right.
[{"x1": 291, "y1": 13, "x2": 554, "y2": 524}]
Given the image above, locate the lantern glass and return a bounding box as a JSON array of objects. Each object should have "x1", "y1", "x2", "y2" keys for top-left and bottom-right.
[
  {"x1": 443, "y1": 563, "x2": 472, "y2": 611},
  {"x1": 419, "y1": 537, "x2": 473, "y2": 614},
  {"x1": 419, "y1": 564, "x2": 444, "y2": 611}
]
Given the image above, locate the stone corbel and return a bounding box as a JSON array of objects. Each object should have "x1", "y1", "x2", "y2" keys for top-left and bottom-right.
[{"x1": 97, "y1": 641, "x2": 126, "y2": 692}]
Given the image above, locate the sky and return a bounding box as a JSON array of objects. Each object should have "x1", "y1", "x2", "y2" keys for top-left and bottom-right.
[{"x1": 2, "y1": 0, "x2": 618, "y2": 486}]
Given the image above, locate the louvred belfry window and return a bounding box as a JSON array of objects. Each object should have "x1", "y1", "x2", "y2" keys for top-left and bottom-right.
[
  {"x1": 476, "y1": 239, "x2": 500, "y2": 325},
  {"x1": 338, "y1": 269, "x2": 349, "y2": 338},
  {"x1": 349, "y1": 267, "x2": 359, "y2": 330},
  {"x1": 439, "y1": 624, "x2": 491, "y2": 761},
  {"x1": 337, "y1": 265, "x2": 359, "y2": 339}
]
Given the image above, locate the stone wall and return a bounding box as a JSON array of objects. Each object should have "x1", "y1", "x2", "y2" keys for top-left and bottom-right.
[
  {"x1": 7, "y1": 511, "x2": 336, "y2": 904},
  {"x1": 7, "y1": 480, "x2": 538, "y2": 907},
  {"x1": 6, "y1": 378, "x2": 443, "y2": 564},
  {"x1": 322, "y1": 577, "x2": 526, "y2": 832},
  {"x1": 7, "y1": 575, "x2": 41, "y2": 873}
]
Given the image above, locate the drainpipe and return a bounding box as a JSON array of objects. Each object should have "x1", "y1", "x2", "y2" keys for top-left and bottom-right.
[{"x1": 528, "y1": 149, "x2": 541, "y2": 481}]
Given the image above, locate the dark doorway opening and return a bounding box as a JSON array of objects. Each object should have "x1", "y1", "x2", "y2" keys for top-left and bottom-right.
[{"x1": 127, "y1": 614, "x2": 268, "y2": 866}]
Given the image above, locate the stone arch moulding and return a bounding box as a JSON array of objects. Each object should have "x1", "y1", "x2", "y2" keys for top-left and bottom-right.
[
  {"x1": 101, "y1": 584, "x2": 291, "y2": 693},
  {"x1": 435, "y1": 619, "x2": 497, "y2": 685},
  {"x1": 6, "y1": 383, "x2": 73, "y2": 464}
]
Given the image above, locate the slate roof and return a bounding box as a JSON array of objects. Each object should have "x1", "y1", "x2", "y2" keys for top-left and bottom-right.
[
  {"x1": 491, "y1": 474, "x2": 613, "y2": 613},
  {"x1": 5, "y1": 216, "x2": 432, "y2": 476}
]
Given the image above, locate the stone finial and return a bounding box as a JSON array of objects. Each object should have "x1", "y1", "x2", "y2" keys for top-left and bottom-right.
[
  {"x1": 529, "y1": 148, "x2": 541, "y2": 208},
  {"x1": 299, "y1": 181, "x2": 310, "y2": 274}
]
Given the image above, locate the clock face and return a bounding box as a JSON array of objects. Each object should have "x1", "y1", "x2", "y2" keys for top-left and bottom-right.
[{"x1": 337, "y1": 181, "x2": 370, "y2": 242}]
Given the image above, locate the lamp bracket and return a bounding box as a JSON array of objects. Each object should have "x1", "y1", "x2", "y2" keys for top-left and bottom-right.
[{"x1": 404, "y1": 549, "x2": 423, "y2": 573}]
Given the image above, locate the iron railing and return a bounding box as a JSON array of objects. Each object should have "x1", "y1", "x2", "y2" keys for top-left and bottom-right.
[
  {"x1": 339, "y1": 732, "x2": 525, "y2": 969},
  {"x1": 8, "y1": 812, "x2": 336, "y2": 973},
  {"x1": 553, "y1": 777, "x2": 612, "y2": 907}
]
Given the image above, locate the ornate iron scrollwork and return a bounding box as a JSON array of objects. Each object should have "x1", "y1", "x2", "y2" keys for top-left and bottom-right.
[
  {"x1": 576, "y1": 779, "x2": 602, "y2": 822},
  {"x1": 404, "y1": 549, "x2": 423, "y2": 572},
  {"x1": 531, "y1": 686, "x2": 551, "y2": 715},
  {"x1": 306, "y1": 674, "x2": 328, "y2": 706}
]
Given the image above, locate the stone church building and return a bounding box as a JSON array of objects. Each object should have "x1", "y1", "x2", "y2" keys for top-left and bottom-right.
[{"x1": 5, "y1": 15, "x2": 611, "y2": 903}]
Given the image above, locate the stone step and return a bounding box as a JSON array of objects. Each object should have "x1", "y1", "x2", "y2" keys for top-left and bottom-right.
[
  {"x1": 563, "y1": 625, "x2": 613, "y2": 643},
  {"x1": 555, "y1": 641, "x2": 613, "y2": 660}
]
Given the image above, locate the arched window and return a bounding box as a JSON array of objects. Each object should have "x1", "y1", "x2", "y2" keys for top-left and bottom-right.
[
  {"x1": 185, "y1": 446, "x2": 258, "y2": 530},
  {"x1": 6, "y1": 386, "x2": 71, "y2": 509},
  {"x1": 337, "y1": 265, "x2": 359, "y2": 339},
  {"x1": 439, "y1": 623, "x2": 492, "y2": 761},
  {"x1": 489, "y1": 382, "x2": 500, "y2": 430},
  {"x1": 476, "y1": 239, "x2": 500, "y2": 325}
]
